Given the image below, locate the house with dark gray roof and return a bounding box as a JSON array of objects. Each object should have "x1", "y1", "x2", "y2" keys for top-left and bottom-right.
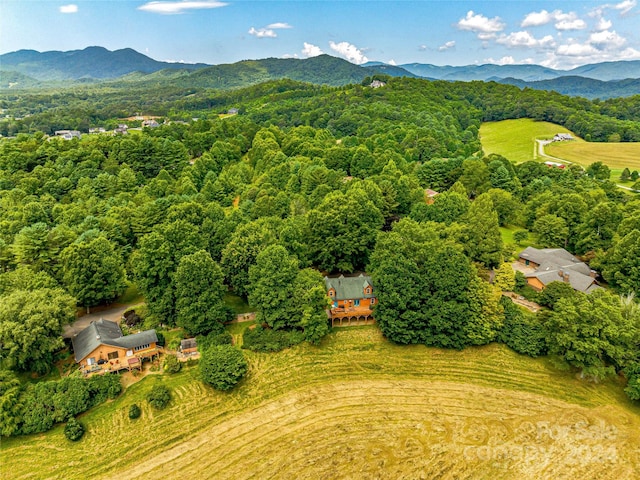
[
  {"x1": 517, "y1": 247, "x2": 602, "y2": 294},
  {"x1": 71, "y1": 319, "x2": 159, "y2": 375},
  {"x1": 324, "y1": 274, "x2": 376, "y2": 327}
]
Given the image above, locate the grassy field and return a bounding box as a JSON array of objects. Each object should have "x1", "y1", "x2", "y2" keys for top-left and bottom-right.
[
  {"x1": 500, "y1": 225, "x2": 536, "y2": 250},
  {"x1": 480, "y1": 119, "x2": 575, "y2": 163},
  {"x1": 3, "y1": 327, "x2": 639, "y2": 479},
  {"x1": 223, "y1": 291, "x2": 254, "y2": 314},
  {"x1": 546, "y1": 141, "x2": 640, "y2": 173},
  {"x1": 480, "y1": 119, "x2": 640, "y2": 187}
]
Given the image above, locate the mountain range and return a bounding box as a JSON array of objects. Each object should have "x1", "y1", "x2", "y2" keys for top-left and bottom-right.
[
  {"x1": 395, "y1": 60, "x2": 640, "y2": 82},
  {"x1": 1, "y1": 46, "x2": 640, "y2": 99},
  {"x1": 0, "y1": 46, "x2": 208, "y2": 82}
]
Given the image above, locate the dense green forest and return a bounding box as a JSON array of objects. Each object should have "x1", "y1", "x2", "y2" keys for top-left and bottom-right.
[
  {"x1": 1, "y1": 76, "x2": 639, "y2": 438},
  {"x1": 3, "y1": 77, "x2": 640, "y2": 141}
]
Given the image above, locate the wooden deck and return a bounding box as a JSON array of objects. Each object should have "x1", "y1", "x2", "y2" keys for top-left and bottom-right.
[
  {"x1": 81, "y1": 347, "x2": 162, "y2": 376},
  {"x1": 329, "y1": 307, "x2": 375, "y2": 327}
]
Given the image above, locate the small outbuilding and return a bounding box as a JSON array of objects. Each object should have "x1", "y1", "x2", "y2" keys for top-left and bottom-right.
[{"x1": 180, "y1": 338, "x2": 198, "y2": 355}]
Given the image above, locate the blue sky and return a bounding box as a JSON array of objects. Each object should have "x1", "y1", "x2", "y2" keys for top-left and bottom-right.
[{"x1": 2, "y1": 1, "x2": 640, "y2": 69}]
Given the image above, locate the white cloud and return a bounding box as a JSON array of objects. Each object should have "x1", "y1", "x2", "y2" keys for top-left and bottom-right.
[
  {"x1": 591, "y1": 0, "x2": 637, "y2": 18},
  {"x1": 496, "y1": 31, "x2": 556, "y2": 49},
  {"x1": 267, "y1": 22, "x2": 292, "y2": 29},
  {"x1": 486, "y1": 55, "x2": 516, "y2": 65},
  {"x1": 329, "y1": 41, "x2": 369, "y2": 64},
  {"x1": 557, "y1": 43, "x2": 599, "y2": 56},
  {"x1": 477, "y1": 32, "x2": 498, "y2": 41},
  {"x1": 138, "y1": 1, "x2": 228, "y2": 15},
  {"x1": 387, "y1": 59, "x2": 397, "y2": 66},
  {"x1": 589, "y1": 29, "x2": 628, "y2": 48},
  {"x1": 59, "y1": 4, "x2": 78, "y2": 14},
  {"x1": 521, "y1": 10, "x2": 554, "y2": 27},
  {"x1": 595, "y1": 17, "x2": 613, "y2": 30},
  {"x1": 248, "y1": 27, "x2": 277, "y2": 38},
  {"x1": 418, "y1": 44, "x2": 427, "y2": 51},
  {"x1": 457, "y1": 11, "x2": 505, "y2": 35},
  {"x1": 522, "y1": 9, "x2": 587, "y2": 30},
  {"x1": 438, "y1": 40, "x2": 456, "y2": 51},
  {"x1": 555, "y1": 19, "x2": 587, "y2": 30},
  {"x1": 615, "y1": 0, "x2": 637, "y2": 15},
  {"x1": 301, "y1": 42, "x2": 323, "y2": 57},
  {"x1": 248, "y1": 22, "x2": 291, "y2": 39},
  {"x1": 547, "y1": 26, "x2": 640, "y2": 68}
]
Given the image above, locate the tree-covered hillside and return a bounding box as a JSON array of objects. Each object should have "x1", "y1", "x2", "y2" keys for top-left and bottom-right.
[
  {"x1": 3, "y1": 76, "x2": 640, "y2": 142},
  {"x1": 1, "y1": 76, "x2": 639, "y2": 438}
]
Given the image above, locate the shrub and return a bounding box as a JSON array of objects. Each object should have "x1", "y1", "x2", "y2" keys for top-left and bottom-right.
[
  {"x1": 197, "y1": 330, "x2": 233, "y2": 351},
  {"x1": 146, "y1": 384, "x2": 171, "y2": 410},
  {"x1": 155, "y1": 331, "x2": 166, "y2": 347},
  {"x1": 16, "y1": 374, "x2": 122, "y2": 436},
  {"x1": 513, "y1": 230, "x2": 528, "y2": 244},
  {"x1": 498, "y1": 297, "x2": 547, "y2": 357},
  {"x1": 624, "y1": 363, "x2": 640, "y2": 402},
  {"x1": 163, "y1": 354, "x2": 182, "y2": 374},
  {"x1": 123, "y1": 309, "x2": 141, "y2": 328},
  {"x1": 242, "y1": 325, "x2": 305, "y2": 353},
  {"x1": 538, "y1": 281, "x2": 576, "y2": 309},
  {"x1": 64, "y1": 417, "x2": 85, "y2": 441},
  {"x1": 128, "y1": 403, "x2": 141, "y2": 420},
  {"x1": 514, "y1": 270, "x2": 527, "y2": 290},
  {"x1": 168, "y1": 337, "x2": 182, "y2": 351},
  {"x1": 87, "y1": 374, "x2": 122, "y2": 406},
  {"x1": 200, "y1": 345, "x2": 248, "y2": 391}
]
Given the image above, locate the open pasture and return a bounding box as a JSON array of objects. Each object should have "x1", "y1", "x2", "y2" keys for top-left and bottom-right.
[
  {"x1": 480, "y1": 119, "x2": 640, "y2": 181},
  {"x1": 546, "y1": 141, "x2": 640, "y2": 173},
  {"x1": 2, "y1": 327, "x2": 639, "y2": 479},
  {"x1": 480, "y1": 119, "x2": 577, "y2": 163}
]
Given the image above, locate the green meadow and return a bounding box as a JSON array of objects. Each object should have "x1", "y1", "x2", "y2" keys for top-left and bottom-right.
[{"x1": 479, "y1": 119, "x2": 576, "y2": 163}]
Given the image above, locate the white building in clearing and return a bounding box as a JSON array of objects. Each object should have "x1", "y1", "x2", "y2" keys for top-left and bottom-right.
[
  {"x1": 54, "y1": 130, "x2": 81, "y2": 140},
  {"x1": 553, "y1": 133, "x2": 574, "y2": 141}
]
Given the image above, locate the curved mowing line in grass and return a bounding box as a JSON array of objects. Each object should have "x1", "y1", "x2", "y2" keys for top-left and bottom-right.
[
  {"x1": 2, "y1": 328, "x2": 639, "y2": 480},
  {"x1": 117, "y1": 380, "x2": 640, "y2": 480},
  {"x1": 481, "y1": 118, "x2": 640, "y2": 177},
  {"x1": 480, "y1": 119, "x2": 576, "y2": 163}
]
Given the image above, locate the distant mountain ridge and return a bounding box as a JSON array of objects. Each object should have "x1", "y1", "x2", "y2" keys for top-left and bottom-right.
[
  {"x1": 499, "y1": 76, "x2": 640, "y2": 100},
  {"x1": 398, "y1": 60, "x2": 640, "y2": 82},
  {"x1": 0, "y1": 46, "x2": 209, "y2": 81},
  {"x1": 1, "y1": 47, "x2": 640, "y2": 98}
]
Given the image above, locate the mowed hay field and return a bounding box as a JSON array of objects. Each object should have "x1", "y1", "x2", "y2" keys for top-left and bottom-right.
[
  {"x1": 3, "y1": 327, "x2": 640, "y2": 480},
  {"x1": 480, "y1": 118, "x2": 640, "y2": 178},
  {"x1": 546, "y1": 141, "x2": 640, "y2": 172},
  {"x1": 480, "y1": 119, "x2": 576, "y2": 162}
]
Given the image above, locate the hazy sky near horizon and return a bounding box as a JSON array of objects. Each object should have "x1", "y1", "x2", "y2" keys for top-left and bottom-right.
[{"x1": 2, "y1": 1, "x2": 640, "y2": 69}]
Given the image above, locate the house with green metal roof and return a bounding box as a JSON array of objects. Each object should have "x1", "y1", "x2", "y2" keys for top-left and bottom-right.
[{"x1": 324, "y1": 274, "x2": 376, "y2": 327}]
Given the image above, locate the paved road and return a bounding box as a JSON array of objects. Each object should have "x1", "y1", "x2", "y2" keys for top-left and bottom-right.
[{"x1": 63, "y1": 304, "x2": 137, "y2": 338}]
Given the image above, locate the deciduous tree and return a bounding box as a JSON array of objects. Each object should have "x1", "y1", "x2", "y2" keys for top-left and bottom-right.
[
  {"x1": 464, "y1": 193, "x2": 503, "y2": 268},
  {"x1": 0, "y1": 288, "x2": 75, "y2": 373},
  {"x1": 60, "y1": 234, "x2": 126, "y2": 312},
  {"x1": 175, "y1": 250, "x2": 231, "y2": 336},
  {"x1": 544, "y1": 290, "x2": 638, "y2": 380},
  {"x1": 200, "y1": 345, "x2": 248, "y2": 391},
  {"x1": 307, "y1": 189, "x2": 383, "y2": 272}
]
